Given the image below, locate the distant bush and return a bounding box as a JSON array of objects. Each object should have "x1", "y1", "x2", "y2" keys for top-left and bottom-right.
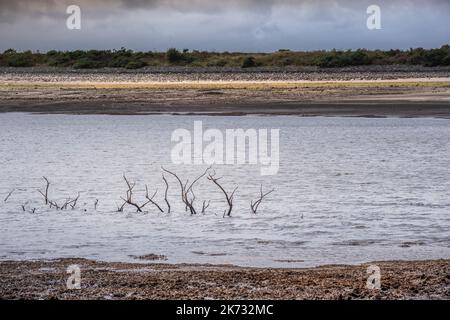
[
  {"x1": 166, "y1": 48, "x2": 183, "y2": 63},
  {"x1": 242, "y1": 56, "x2": 257, "y2": 68},
  {"x1": 443, "y1": 54, "x2": 450, "y2": 66},
  {"x1": 422, "y1": 46, "x2": 450, "y2": 67},
  {"x1": 108, "y1": 56, "x2": 131, "y2": 68},
  {"x1": 4, "y1": 51, "x2": 34, "y2": 67},
  {"x1": 317, "y1": 50, "x2": 371, "y2": 68},
  {"x1": 2, "y1": 46, "x2": 450, "y2": 69},
  {"x1": 3, "y1": 49, "x2": 17, "y2": 55},
  {"x1": 207, "y1": 59, "x2": 228, "y2": 67},
  {"x1": 47, "y1": 52, "x2": 71, "y2": 67},
  {"x1": 125, "y1": 60, "x2": 147, "y2": 69},
  {"x1": 72, "y1": 58, "x2": 102, "y2": 69}
]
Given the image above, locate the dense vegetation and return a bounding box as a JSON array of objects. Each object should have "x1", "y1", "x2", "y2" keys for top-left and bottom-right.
[{"x1": 1, "y1": 46, "x2": 449, "y2": 69}]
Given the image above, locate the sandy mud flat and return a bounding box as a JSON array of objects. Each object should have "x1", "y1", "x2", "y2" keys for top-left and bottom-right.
[{"x1": 0, "y1": 67, "x2": 449, "y2": 117}]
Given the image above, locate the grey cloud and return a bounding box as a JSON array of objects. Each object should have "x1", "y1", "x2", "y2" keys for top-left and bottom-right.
[
  {"x1": 1, "y1": 0, "x2": 449, "y2": 14},
  {"x1": 0, "y1": 0, "x2": 449, "y2": 51}
]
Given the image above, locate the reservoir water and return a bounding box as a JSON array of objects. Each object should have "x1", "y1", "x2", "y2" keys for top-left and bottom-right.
[{"x1": 0, "y1": 113, "x2": 449, "y2": 267}]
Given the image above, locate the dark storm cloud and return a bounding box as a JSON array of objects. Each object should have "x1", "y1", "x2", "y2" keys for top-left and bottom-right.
[{"x1": 0, "y1": 0, "x2": 449, "y2": 51}]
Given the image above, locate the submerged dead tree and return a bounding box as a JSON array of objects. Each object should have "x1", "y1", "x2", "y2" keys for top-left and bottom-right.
[
  {"x1": 119, "y1": 175, "x2": 164, "y2": 213},
  {"x1": 38, "y1": 176, "x2": 50, "y2": 205},
  {"x1": 162, "y1": 166, "x2": 211, "y2": 215},
  {"x1": 250, "y1": 185, "x2": 274, "y2": 214},
  {"x1": 120, "y1": 175, "x2": 145, "y2": 212},
  {"x1": 61, "y1": 192, "x2": 80, "y2": 210},
  {"x1": 207, "y1": 172, "x2": 238, "y2": 217},
  {"x1": 37, "y1": 177, "x2": 80, "y2": 211}
]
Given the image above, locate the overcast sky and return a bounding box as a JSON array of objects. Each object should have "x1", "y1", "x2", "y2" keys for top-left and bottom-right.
[{"x1": 0, "y1": 0, "x2": 449, "y2": 52}]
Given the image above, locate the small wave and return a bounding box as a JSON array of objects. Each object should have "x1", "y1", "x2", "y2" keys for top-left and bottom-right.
[
  {"x1": 274, "y1": 259, "x2": 305, "y2": 263},
  {"x1": 399, "y1": 241, "x2": 426, "y2": 248},
  {"x1": 256, "y1": 239, "x2": 308, "y2": 247},
  {"x1": 129, "y1": 254, "x2": 167, "y2": 261},
  {"x1": 191, "y1": 251, "x2": 228, "y2": 257},
  {"x1": 332, "y1": 239, "x2": 383, "y2": 246}
]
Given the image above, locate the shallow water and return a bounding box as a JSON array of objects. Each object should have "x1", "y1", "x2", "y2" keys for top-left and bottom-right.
[{"x1": 0, "y1": 113, "x2": 449, "y2": 267}]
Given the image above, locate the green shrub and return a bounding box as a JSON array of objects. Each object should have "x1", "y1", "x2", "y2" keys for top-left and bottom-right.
[
  {"x1": 108, "y1": 57, "x2": 130, "y2": 68},
  {"x1": 46, "y1": 52, "x2": 71, "y2": 67},
  {"x1": 72, "y1": 58, "x2": 102, "y2": 69},
  {"x1": 47, "y1": 50, "x2": 58, "y2": 56},
  {"x1": 2, "y1": 46, "x2": 450, "y2": 69},
  {"x1": 349, "y1": 50, "x2": 371, "y2": 65},
  {"x1": 5, "y1": 52, "x2": 34, "y2": 67},
  {"x1": 242, "y1": 56, "x2": 257, "y2": 68},
  {"x1": 317, "y1": 50, "x2": 371, "y2": 68},
  {"x1": 317, "y1": 53, "x2": 346, "y2": 68},
  {"x1": 207, "y1": 59, "x2": 228, "y2": 67},
  {"x1": 166, "y1": 48, "x2": 183, "y2": 63},
  {"x1": 125, "y1": 60, "x2": 147, "y2": 69},
  {"x1": 3, "y1": 49, "x2": 16, "y2": 54},
  {"x1": 442, "y1": 54, "x2": 450, "y2": 66}
]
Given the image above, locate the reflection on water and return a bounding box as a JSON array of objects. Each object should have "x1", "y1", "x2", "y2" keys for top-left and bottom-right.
[{"x1": 0, "y1": 113, "x2": 449, "y2": 267}]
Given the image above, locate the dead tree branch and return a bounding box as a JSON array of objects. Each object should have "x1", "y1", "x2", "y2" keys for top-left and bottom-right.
[
  {"x1": 68, "y1": 192, "x2": 80, "y2": 209},
  {"x1": 120, "y1": 175, "x2": 144, "y2": 212},
  {"x1": 201, "y1": 200, "x2": 211, "y2": 214},
  {"x1": 117, "y1": 202, "x2": 125, "y2": 212},
  {"x1": 207, "y1": 172, "x2": 238, "y2": 217},
  {"x1": 38, "y1": 177, "x2": 50, "y2": 205},
  {"x1": 250, "y1": 185, "x2": 274, "y2": 214},
  {"x1": 37, "y1": 177, "x2": 80, "y2": 211},
  {"x1": 162, "y1": 174, "x2": 171, "y2": 213},
  {"x1": 120, "y1": 175, "x2": 164, "y2": 213},
  {"x1": 162, "y1": 166, "x2": 211, "y2": 215},
  {"x1": 4, "y1": 189, "x2": 15, "y2": 202},
  {"x1": 144, "y1": 185, "x2": 164, "y2": 213}
]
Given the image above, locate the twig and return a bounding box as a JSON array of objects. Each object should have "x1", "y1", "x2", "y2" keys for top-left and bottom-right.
[
  {"x1": 4, "y1": 189, "x2": 15, "y2": 202},
  {"x1": 201, "y1": 200, "x2": 211, "y2": 214},
  {"x1": 69, "y1": 193, "x2": 80, "y2": 209},
  {"x1": 144, "y1": 185, "x2": 164, "y2": 213}
]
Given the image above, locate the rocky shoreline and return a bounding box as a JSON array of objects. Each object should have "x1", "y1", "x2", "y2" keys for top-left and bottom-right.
[{"x1": 0, "y1": 259, "x2": 448, "y2": 300}]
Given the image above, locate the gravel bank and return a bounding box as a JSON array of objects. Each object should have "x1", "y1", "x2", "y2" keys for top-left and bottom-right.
[
  {"x1": 0, "y1": 259, "x2": 448, "y2": 300},
  {"x1": 1, "y1": 65, "x2": 450, "y2": 82}
]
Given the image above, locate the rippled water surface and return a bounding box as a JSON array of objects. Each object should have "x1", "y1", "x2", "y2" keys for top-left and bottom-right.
[{"x1": 0, "y1": 113, "x2": 449, "y2": 267}]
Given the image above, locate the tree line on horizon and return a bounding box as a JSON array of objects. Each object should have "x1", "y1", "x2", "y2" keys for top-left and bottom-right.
[{"x1": 0, "y1": 45, "x2": 449, "y2": 69}]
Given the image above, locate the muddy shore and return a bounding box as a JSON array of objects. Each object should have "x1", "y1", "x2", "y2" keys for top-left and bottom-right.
[
  {"x1": 1, "y1": 67, "x2": 450, "y2": 117},
  {"x1": 0, "y1": 259, "x2": 448, "y2": 300}
]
